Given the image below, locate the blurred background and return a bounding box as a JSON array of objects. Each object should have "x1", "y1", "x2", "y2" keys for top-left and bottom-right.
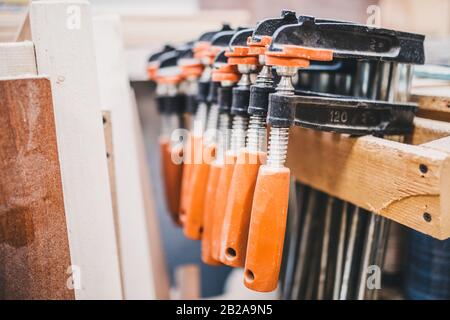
[{"x1": 1, "y1": 0, "x2": 449, "y2": 299}]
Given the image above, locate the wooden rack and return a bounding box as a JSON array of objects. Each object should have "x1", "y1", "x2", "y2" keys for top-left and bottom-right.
[{"x1": 288, "y1": 109, "x2": 450, "y2": 240}]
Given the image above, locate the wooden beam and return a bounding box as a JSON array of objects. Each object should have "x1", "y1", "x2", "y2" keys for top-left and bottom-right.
[
  {"x1": 30, "y1": 1, "x2": 122, "y2": 299},
  {"x1": 130, "y1": 87, "x2": 171, "y2": 299},
  {"x1": 410, "y1": 117, "x2": 450, "y2": 145},
  {"x1": 176, "y1": 264, "x2": 200, "y2": 300},
  {"x1": 14, "y1": 8, "x2": 31, "y2": 42},
  {"x1": 287, "y1": 117, "x2": 450, "y2": 240},
  {"x1": 412, "y1": 93, "x2": 450, "y2": 122},
  {"x1": 93, "y1": 15, "x2": 163, "y2": 299},
  {"x1": 0, "y1": 77, "x2": 74, "y2": 300}
]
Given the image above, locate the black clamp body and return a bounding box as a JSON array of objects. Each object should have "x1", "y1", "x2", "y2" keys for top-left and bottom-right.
[
  {"x1": 250, "y1": 10, "x2": 298, "y2": 42},
  {"x1": 148, "y1": 44, "x2": 175, "y2": 64},
  {"x1": 208, "y1": 81, "x2": 220, "y2": 105},
  {"x1": 231, "y1": 86, "x2": 251, "y2": 116},
  {"x1": 265, "y1": 20, "x2": 425, "y2": 135},
  {"x1": 218, "y1": 86, "x2": 233, "y2": 114},
  {"x1": 186, "y1": 95, "x2": 198, "y2": 114},
  {"x1": 246, "y1": 10, "x2": 298, "y2": 118},
  {"x1": 197, "y1": 81, "x2": 210, "y2": 104},
  {"x1": 269, "y1": 20, "x2": 425, "y2": 64},
  {"x1": 228, "y1": 28, "x2": 255, "y2": 117},
  {"x1": 267, "y1": 91, "x2": 417, "y2": 135},
  {"x1": 248, "y1": 85, "x2": 275, "y2": 116},
  {"x1": 157, "y1": 95, "x2": 186, "y2": 115}
]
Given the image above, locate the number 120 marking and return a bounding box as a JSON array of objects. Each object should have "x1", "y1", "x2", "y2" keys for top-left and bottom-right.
[{"x1": 330, "y1": 110, "x2": 348, "y2": 123}]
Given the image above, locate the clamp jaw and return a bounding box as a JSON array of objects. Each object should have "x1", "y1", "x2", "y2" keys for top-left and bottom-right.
[
  {"x1": 147, "y1": 44, "x2": 175, "y2": 81},
  {"x1": 244, "y1": 19, "x2": 425, "y2": 293},
  {"x1": 266, "y1": 19, "x2": 425, "y2": 135}
]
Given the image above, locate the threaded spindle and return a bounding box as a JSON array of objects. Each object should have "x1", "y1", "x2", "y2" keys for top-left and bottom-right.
[
  {"x1": 246, "y1": 115, "x2": 267, "y2": 153},
  {"x1": 230, "y1": 115, "x2": 248, "y2": 154},
  {"x1": 216, "y1": 113, "x2": 231, "y2": 164},
  {"x1": 193, "y1": 102, "x2": 208, "y2": 136},
  {"x1": 266, "y1": 127, "x2": 290, "y2": 168}
]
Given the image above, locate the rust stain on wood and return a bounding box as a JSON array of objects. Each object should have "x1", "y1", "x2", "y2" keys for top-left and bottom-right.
[{"x1": 0, "y1": 78, "x2": 74, "y2": 300}]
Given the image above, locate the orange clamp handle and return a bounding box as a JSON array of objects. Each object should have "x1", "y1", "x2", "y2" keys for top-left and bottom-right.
[
  {"x1": 244, "y1": 165, "x2": 290, "y2": 292},
  {"x1": 159, "y1": 139, "x2": 183, "y2": 226},
  {"x1": 219, "y1": 150, "x2": 266, "y2": 267},
  {"x1": 183, "y1": 141, "x2": 216, "y2": 240},
  {"x1": 201, "y1": 161, "x2": 223, "y2": 265},
  {"x1": 210, "y1": 153, "x2": 237, "y2": 261}
]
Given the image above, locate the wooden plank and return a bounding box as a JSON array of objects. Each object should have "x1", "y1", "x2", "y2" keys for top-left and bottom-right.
[
  {"x1": 412, "y1": 93, "x2": 450, "y2": 122},
  {"x1": 30, "y1": 1, "x2": 122, "y2": 299},
  {"x1": 0, "y1": 42, "x2": 37, "y2": 79},
  {"x1": 0, "y1": 77, "x2": 74, "y2": 300},
  {"x1": 130, "y1": 87, "x2": 171, "y2": 299},
  {"x1": 410, "y1": 117, "x2": 450, "y2": 145},
  {"x1": 175, "y1": 264, "x2": 200, "y2": 300},
  {"x1": 101, "y1": 110, "x2": 125, "y2": 297},
  {"x1": 93, "y1": 15, "x2": 160, "y2": 299},
  {"x1": 414, "y1": 94, "x2": 450, "y2": 113},
  {"x1": 287, "y1": 119, "x2": 450, "y2": 240},
  {"x1": 14, "y1": 8, "x2": 31, "y2": 42}
]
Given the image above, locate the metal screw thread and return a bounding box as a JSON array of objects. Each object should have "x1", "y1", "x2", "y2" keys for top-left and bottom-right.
[
  {"x1": 266, "y1": 127, "x2": 290, "y2": 168},
  {"x1": 206, "y1": 103, "x2": 219, "y2": 131},
  {"x1": 256, "y1": 65, "x2": 273, "y2": 86},
  {"x1": 216, "y1": 113, "x2": 230, "y2": 164},
  {"x1": 193, "y1": 102, "x2": 207, "y2": 136},
  {"x1": 230, "y1": 115, "x2": 248, "y2": 154},
  {"x1": 246, "y1": 115, "x2": 267, "y2": 153},
  {"x1": 168, "y1": 113, "x2": 180, "y2": 148},
  {"x1": 204, "y1": 103, "x2": 219, "y2": 145},
  {"x1": 276, "y1": 76, "x2": 295, "y2": 95}
]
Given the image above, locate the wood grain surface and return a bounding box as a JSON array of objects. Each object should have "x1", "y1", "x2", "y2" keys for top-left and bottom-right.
[{"x1": 0, "y1": 77, "x2": 74, "y2": 300}]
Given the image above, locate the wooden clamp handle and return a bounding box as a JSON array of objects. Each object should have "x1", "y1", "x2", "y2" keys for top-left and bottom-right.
[
  {"x1": 211, "y1": 153, "x2": 237, "y2": 261},
  {"x1": 220, "y1": 150, "x2": 266, "y2": 267},
  {"x1": 244, "y1": 165, "x2": 290, "y2": 292},
  {"x1": 183, "y1": 139, "x2": 216, "y2": 240},
  {"x1": 159, "y1": 138, "x2": 183, "y2": 225},
  {"x1": 201, "y1": 162, "x2": 223, "y2": 265}
]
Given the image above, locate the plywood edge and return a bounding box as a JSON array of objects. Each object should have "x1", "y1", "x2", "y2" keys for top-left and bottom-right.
[{"x1": 0, "y1": 41, "x2": 37, "y2": 78}]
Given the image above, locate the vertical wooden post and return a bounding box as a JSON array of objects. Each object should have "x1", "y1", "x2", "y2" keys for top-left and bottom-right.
[
  {"x1": 92, "y1": 15, "x2": 165, "y2": 299},
  {"x1": 30, "y1": 1, "x2": 122, "y2": 299}
]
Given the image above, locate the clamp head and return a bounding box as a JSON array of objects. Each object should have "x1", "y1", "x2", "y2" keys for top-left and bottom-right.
[
  {"x1": 247, "y1": 10, "x2": 298, "y2": 56},
  {"x1": 176, "y1": 42, "x2": 204, "y2": 79},
  {"x1": 267, "y1": 19, "x2": 425, "y2": 64},
  {"x1": 193, "y1": 24, "x2": 233, "y2": 65},
  {"x1": 147, "y1": 44, "x2": 176, "y2": 80},
  {"x1": 211, "y1": 50, "x2": 240, "y2": 83},
  {"x1": 155, "y1": 50, "x2": 184, "y2": 86},
  {"x1": 225, "y1": 28, "x2": 259, "y2": 67}
]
